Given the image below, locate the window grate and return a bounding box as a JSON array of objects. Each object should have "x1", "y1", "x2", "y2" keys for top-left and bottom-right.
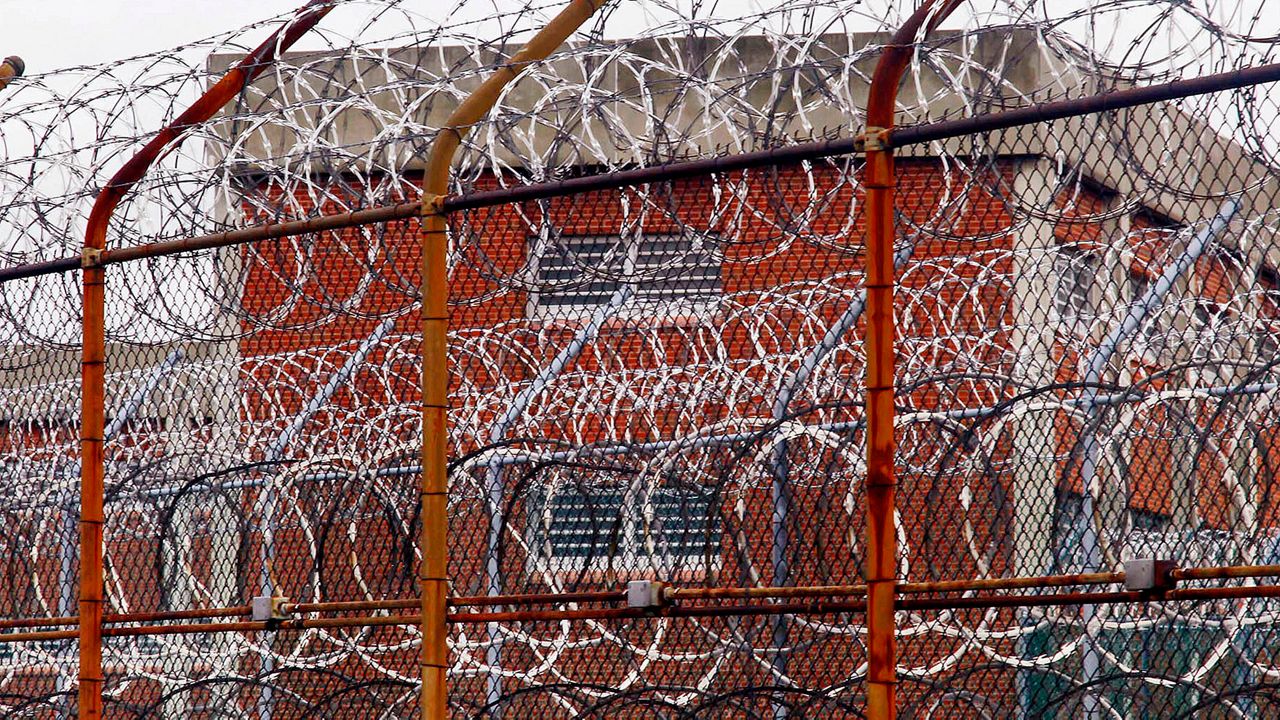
[
  {"x1": 1053, "y1": 246, "x2": 1098, "y2": 338},
  {"x1": 527, "y1": 484, "x2": 720, "y2": 574},
  {"x1": 530, "y1": 231, "x2": 722, "y2": 316}
]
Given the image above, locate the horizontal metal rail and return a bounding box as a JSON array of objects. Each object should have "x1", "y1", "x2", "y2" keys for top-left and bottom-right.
[
  {"x1": 5, "y1": 582, "x2": 1278, "y2": 640},
  {"x1": 0, "y1": 593, "x2": 624, "y2": 633},
  {"x1": 3, "y1": 61, "x2": 1277, "y2": 285},
  {"x1": 668, "y1": 571, "x2": 1129, "y2": 601},
  {"x1": 451, "y1": 584, "x2": 1280, "y2": 623},
  {"x1": 0, "y1": 613, "x2": 421, "y2": 643},
  {"x1": 448, "y1": 589, "x2": 627, "y2": 607},
  {"x1": 0, "y1": 606, "x2": 252, "y2": 632},
  {"x1": 283, "y1": 598, "x2": 418, "y2": 614},
  {"x1": 890, "y1": 61, "x2": 1280, "y2": 148},
  {"x1": 0, "y1": 202, "x2": 423, "y2": 284},
  {"x1": 0, "y1": 256, "x2": 81, "y2": 282},
  {"x1": 0, "y1": 564, "x2": 1274, "y2": 639}
]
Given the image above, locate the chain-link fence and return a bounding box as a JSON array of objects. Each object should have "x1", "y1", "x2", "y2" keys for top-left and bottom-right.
[{"x1": 3, "y1": 0, "x2": 1280, "y2": 717}]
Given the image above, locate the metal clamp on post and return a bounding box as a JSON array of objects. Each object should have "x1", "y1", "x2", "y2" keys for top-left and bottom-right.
[
  {"x1": 421, "y1": 193, "x2": 446, "y2": 217},
  {"x1": 81, "y1": 247, "x2": 103, "y2": 269},
  {"x1": 626, "y1": 580, "x2": 671, "y2": 611},
  {"x1": 1124, "y1": 559, "x2": 1177, "y2": 595},
  {"x1": 251, "y1": 595, "x2": 293, "y2": 628},
  {"x1": 856, "y1": 126, "x2": 890, "y2": 153}
]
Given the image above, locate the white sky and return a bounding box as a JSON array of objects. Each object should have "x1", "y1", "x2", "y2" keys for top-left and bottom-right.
[
  {"x1": 2, "y1": 0, "x2": 311, "y2": 70},
  {"x1": 3, "y1": 0, "x2": 1271, "y2": 78}
]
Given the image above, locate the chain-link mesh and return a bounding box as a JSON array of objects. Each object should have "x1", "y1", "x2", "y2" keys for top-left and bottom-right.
[{"x1": 2, "y1": 0, "x2": 1280, "y2": 717}]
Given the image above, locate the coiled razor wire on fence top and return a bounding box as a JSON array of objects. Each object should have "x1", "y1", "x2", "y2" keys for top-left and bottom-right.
[{"x1": 4, "y1": 0, "x2": 1280, "y2": 717}]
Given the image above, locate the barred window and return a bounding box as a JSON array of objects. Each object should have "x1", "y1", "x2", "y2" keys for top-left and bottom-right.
[
  {"x1": 529, "y1": 231, "x2": 722, "y2": 318},
  {"x1": 527, "y1": 483, "x2": 720, "y2": 575},
  {"x1": 0, "y1": 638, "x2": 73, "y2": 671},
  {"x1": 1052, "y1": 246, "x2": 1098, "y2": 338}
]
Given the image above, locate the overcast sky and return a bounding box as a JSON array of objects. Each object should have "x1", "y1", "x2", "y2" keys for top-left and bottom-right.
[
  {"x1": 0, "y1": 1, "x2": 1072, "y2": 75},
  {"x1": 7, "y1": 1, "x2": 1260, "y2": 75},
  {"x1": 2, "y1": 0, "x2": 312, "y2": 71},
  {"x1": 6, "y1": 1, "x2": 1264, "y2": 74}
]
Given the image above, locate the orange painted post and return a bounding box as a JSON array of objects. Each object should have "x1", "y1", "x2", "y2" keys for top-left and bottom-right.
[
  {"x1": 416, "y1": 2, "x2": 606, "y2": 716},
  {"x1": 862, "y1": 3, "x2": 963, "y2": 719},
  {"x1": 78, "y1": 254, "x2": 105, "y2": 720},
  {"x1": 419, "y1": 195, "x2": 450, "y2": 719},
  {"x1": 74, "y1": 4, "x2": 334, "y2": 717}
]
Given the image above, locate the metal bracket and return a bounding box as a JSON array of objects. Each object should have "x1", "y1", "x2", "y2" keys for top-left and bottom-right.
[
  {"x1": 81, "y1": 247, "x2": 103, "y2": 268},
  {"x1": 857, "y1": 126, "x2": 890, "y2": 153},
  {"x1": 421, "y1": 193, "x2": 446, "y2": 216},
  {"x1": 251, "y1": 595, "x2": 293, "y2": 624},
  {"x1": 626, "y1": 580, "x2": 671, "y2": 610},
  {"x1": 1124, "y1": 559, "x2": 1177, "y2": 593}
]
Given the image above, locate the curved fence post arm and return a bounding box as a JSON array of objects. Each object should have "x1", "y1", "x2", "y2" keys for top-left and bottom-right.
[
  {"x1": 76, "y1": 3, "x2": 335, "y2": 718},
  {"x1": 416, "y1": 2, "x2": 608, "y2": 716},
  {"x1": 862, "y1": 2, "x2": 964, "y2": 719}
]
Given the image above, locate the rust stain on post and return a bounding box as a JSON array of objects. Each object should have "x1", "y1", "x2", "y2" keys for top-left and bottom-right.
[{"x1": 862, "y1": 3, "x2": 963, "y2": 719}]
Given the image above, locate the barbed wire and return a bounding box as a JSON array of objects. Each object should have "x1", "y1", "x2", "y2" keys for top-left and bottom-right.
[{"x1": 2, "y1": 0, "x2": 1280, "y2": 716}]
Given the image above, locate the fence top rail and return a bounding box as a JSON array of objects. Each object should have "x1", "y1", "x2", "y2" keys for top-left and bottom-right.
[
  {"x1": 2, "y1": 57, "x2": 1278, "y2": 286},
  {"x1": 889, "y1": 60, "x2": 1280, "y2": 149}
]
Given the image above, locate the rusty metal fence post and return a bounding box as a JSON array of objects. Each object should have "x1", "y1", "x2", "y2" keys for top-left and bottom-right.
[
  {"x1": 74, "y1": 4, "x2": 335, "y2": 717},
  {"x1": 78, "y1": 243, "x2": 105, "y2": 720},
  {"x1": 862, "y1": 3, "x2": 962, "y2": 719},
  {"x1": 417, "y1": 2, "x2": 608, "y2": 716}
]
